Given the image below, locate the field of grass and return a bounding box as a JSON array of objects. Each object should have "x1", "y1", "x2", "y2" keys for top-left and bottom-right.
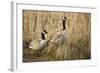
[{"x1": 23, "y1": 10, "x2": 91, "y2": 62}]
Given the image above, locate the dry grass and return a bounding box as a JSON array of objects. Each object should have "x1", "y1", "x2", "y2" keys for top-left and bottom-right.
[{"x1": 23, "y1": 10, "x2": 91, "y2": 62}]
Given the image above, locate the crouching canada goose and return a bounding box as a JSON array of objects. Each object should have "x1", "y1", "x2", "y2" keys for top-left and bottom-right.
[
  {"x1": 29, "y1": 29, "x2": 50, "y2": 53},
  {"x1": 50, "y1": 17, "x2": 68, "y2": 47}
]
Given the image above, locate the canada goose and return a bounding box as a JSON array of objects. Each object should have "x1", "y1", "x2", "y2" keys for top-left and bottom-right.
[
  {"x1": 50, "y1": 17, "x2": 68, "y2": 47},
  {"x1": 29, "y1": 29, "x2": 50, "y2": 53}
]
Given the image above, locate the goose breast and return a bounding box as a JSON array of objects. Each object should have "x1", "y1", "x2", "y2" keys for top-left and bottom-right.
[{"x1": 38, "y1": 40, "x2": 48, "y2": 50}]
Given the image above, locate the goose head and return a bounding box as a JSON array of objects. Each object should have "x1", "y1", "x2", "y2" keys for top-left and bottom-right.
[
  {"x1": 41, "y1": 29, "x2": 48, "y2": 40},
  {"x1": 62, "y1": 16, "x2": 67, "y2": 20},
  {"x1": 43, "y1": 29, "x2": 48, "y2": 34}
]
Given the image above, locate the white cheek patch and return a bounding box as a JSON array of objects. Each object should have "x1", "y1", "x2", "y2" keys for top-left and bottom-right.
[
  {"x1": 42, "y1": 31, "x2": 45, "y2": 34},
  {"x1": 62, "y1": 17, "x2": 66, "y2": 20}
]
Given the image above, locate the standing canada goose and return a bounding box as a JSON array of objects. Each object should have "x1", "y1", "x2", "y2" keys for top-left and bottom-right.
[
  {"x1": 50, "y1": 17, "x2": 68, "y2": 47},
  {"x1": 29, "y1": 29, "x2": 50, "y2": 53}
]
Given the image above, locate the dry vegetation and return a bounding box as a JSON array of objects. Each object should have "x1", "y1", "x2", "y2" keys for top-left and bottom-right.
[{"x1": 23, "y1": 10, "x2": 91, "y2": 62}]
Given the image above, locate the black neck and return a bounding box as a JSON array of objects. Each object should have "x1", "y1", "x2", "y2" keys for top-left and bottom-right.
[
  {"x1": 41, "y1": 32, "x2": 45, "y2": 40},
  {"x1": 63, "y1": 19, "x2": 66, "y2": 30}
]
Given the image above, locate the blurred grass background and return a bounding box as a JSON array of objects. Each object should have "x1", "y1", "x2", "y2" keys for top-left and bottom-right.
[{"x1": 23, "y1": 10, "x2": 91, "y2": 62}]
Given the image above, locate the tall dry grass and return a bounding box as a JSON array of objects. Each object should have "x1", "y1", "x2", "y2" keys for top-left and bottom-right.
[{"x1": 23, "y1": 10, "x2": 91, "y2": 62}]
